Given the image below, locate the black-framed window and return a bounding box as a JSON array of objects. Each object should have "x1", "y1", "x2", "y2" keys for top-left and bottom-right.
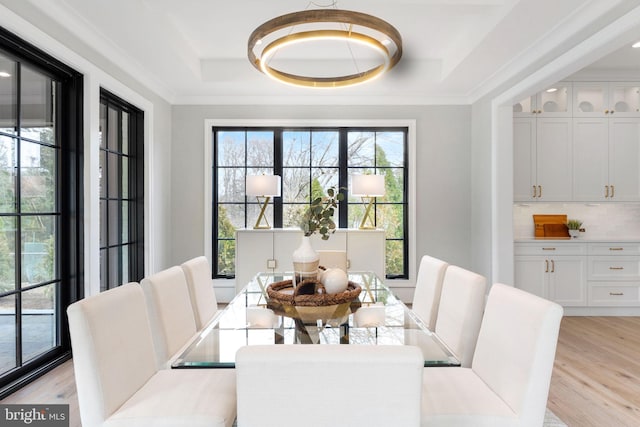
[
  {"x1": 98, "y1": 89, "x2": 144, "y2": 291},
  {"x1": 213, "y1": 127, "x2": 408, "y2": 280},
  {"x1": 0, "y1": 26, "x2": 83, "y2": 398}
]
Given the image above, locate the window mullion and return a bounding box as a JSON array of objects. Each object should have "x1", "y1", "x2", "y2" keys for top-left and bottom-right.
[{"x1": 273, "y1": 129, "x2": 283, "y2": 228}]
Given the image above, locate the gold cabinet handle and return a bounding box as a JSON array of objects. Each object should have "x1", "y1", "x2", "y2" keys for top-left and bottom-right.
[
  {"x1": 545, "y1": 260, "x2": 549, "y2": 273},
  {"x1": 611, "y1": 185, "x2": 615, "y2": 198},
  {"x1": 605, "y1": 185, "x2": 609, "y2": 198},
  {"x1": 532, "y1": 185, "x2": 537, "y2": 198},
  {"x1": 611, "y1": 110, "x2": 615, "y2": 114},
  {"x1": 542, "y1": 247, "x2": 556, "y2": 251},
  {"x1": 609, "y1": 292, "x2": 624, "y2": 296},
  {"x1": 609, "y1": 267, "x2": 624, "y2": 270},
  {"x1": 605, "y1": 109, "x2": 609, "y2": 114},
  {"x1": 609, "y1": 247, "x2": 624, "y2": 251},
  {"x1": 538, "y1": 185, "x2": 542, "y2": 198},
  {"x1": 551, "y1": 260, "x2": 555, "y2": 273}
]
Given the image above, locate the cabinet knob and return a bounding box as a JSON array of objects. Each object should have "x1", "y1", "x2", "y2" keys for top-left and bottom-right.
[
  {"x1": 605, "y1": 109, "x2": 609, "y2": 114},
  {"x1": 611, "y1": 110, "x2": 615, "y2": 114}
]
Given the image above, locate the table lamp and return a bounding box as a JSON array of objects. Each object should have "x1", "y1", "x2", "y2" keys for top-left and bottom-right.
[
  {"x1": 351, "y1": 174, "x2": 385, "y2": 230},
  {"x1": 246, "y1": 174, "x2": 281, "y2": 229}
]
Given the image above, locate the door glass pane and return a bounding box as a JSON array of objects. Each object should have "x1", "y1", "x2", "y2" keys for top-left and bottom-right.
[
  {"x1": 386, "y1": 240, "x2": 404, "y2": 276},
  {"x1": 217, "y1": 240, "x2": 235, "y2": 276},
  {"x1": 107, "y1": 152, "x2": 120, "y2": 199},
  {"x1": 217, "y1": 131, "x2": 245, "y2": 167},
  {"x1": 0, "y1": 216, "x2": 16, "y2": 293},
  {"x1": 121, "y1": 244, "x2": 129, "y2": 283},
  {"x1": 108, "y1": 200, "x2": 120, "y2": 245},
  {"x1": 283, "y1": 168, "x2": 309, "y2": 202},
  {"x1": 217, "y1": 204, "x2": 243, "y2": 236},
  {"x1": 311, "y1": 131, "x2": 339, "y2": 166},
  {"x1": 121, "y1": 112, "x2": 129, "y2": 155},
  {"x1": 376, "y1": 132, "x2": 404, "y2": 167},
  {"x1": 20, "y1": 141, "x2": 56, "y2": 213},
  {"x1": 247, "y1": 131, "x2": 274, "y2": 166},
  {"x1": 0, "y1": 295, "x2": 16, "y2": 374},
  {"x1": 21, "y1": 215, "x2": 56, "y2": 286},
  {"x1": 108, "y1": 106, "x2": 119, "y2": 152},
  {"x1": 121, "y1": 156, "x2": 128, "y2": 199},
  {"x1": 348, "y1": 132, "x2": 375, "y2": 166},
  {"x1": 0, "y1": 53, "x2": 17, "y2": 135},
  {"x1": 0, "y1": 136, "x2": 16, "y2": 212},
  {"x1": 20, "y1": 66, "x2": 55, "y2": 144},
  {"x1": 108, "y1": 247, "x2": 120, "y2": 288},
  {"x1": 21, "y1": 283, "x2": 56, "y2": 362},
  {"x1": 218, "y1": 168, "x2": 245, "y2": 203},
  {"x1": 283, "y1": 131, "x2": 310, "y2": 166},
  {"x1": 121, "y1": 201, "x2": 129, "y2": 243}
]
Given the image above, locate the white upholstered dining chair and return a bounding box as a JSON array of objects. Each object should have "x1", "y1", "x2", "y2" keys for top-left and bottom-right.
[
  {"x1": 421, "y1": 283, "x2": 563, "y2": 427},
  {"x1": 181, "y1": 256, "x2": 219, "y2": 330},
  {"x1": 434, "y1": 265, "x2": 487, "y2": 367},
  {"x1": 236, "y1": 344, "x2": 424, "y2": 427},
  {"x1": 412, "y1": 255, "x2": 449, "y2": 331},
  {"x1": 67, "y1": 282, "x2": 236, "y2": 427},
  {"x1": 140, "y1": 266, "x2": 198, "y2": 368}
]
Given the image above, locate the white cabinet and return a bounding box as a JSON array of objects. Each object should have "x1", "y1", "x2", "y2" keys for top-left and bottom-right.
[
  {"x1": 513, "y1": 83, "x2": 572, "y2": 117},
  {"x1": 587, "y1": 243, "x2": 640, "y2": 307},
  {"x1": 573, "y1": 117, "x2": 640, "y2": 201},
  {"x1": 515, "y1": 241, "x2": 640, "y2": 309},
  {"x1": 515, "y1": 242, "x2": 587, "y2": 306},
  {"x1": 573, "y1": 82, "x2": 640, "y2": 117},
  {"x1": 514, "y1": 117, "x2": 573, "y2": 201},
  {"x1": 235, "y1": 228, "x2": 385, "y2": 293}
]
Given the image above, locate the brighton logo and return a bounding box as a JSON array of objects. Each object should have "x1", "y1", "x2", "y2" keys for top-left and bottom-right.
[{"x1": 0, "y1": 405, "x2": 68, "y2": 426}]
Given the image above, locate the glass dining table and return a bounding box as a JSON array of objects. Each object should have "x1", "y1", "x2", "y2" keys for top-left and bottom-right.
[{"x1": 172, "y1": 271, "x2": 460, "y2": 368}]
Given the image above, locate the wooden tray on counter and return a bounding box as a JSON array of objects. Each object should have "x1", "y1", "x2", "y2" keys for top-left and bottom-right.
[{"x1": 533, "y1": 214, "x2": 567, "y2": 238}]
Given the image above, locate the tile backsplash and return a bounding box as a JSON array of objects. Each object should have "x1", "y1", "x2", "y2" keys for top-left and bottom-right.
[{"x1": 513, "y1": 203, "x2": 640, "y2": 239}]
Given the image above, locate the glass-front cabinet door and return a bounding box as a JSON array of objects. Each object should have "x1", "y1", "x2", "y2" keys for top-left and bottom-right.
[
  {"x1": 573, "y1": 82, "x2": 640, "y2": 117},
  {"x1": 513, "y1": 83, "x2": 572, "y2": 117}
]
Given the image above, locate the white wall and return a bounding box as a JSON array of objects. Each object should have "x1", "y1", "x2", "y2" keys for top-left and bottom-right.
[
  {"x1": 170, "y1": 105, "x2": 472, "y2": 288},
  {"x1": 0, "y1": 2, "x2": 174, "y2": 295}
]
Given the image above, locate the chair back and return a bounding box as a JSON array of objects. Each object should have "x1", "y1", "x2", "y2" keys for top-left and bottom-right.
[
  {"x1": 141, "y1": 266, "x2": 197, "y2": 368},
  {"x1": 181, "y1": 256, "x2": 218, "y2": 330},
  {"x1": 236, "y1": 345, "x2": 423, "y2": 427},
  {"x1": 317, "y1": 250, "x2": 348, "y2": 272},
  {"x1": 412, "y1": 255, "x2": 448, "y2": 330},
  {"x1": 67, "y1": 283, "x2": 157, "y2": 427},
  {"x1": 472, "y1": 283, "x2": 563, "y2": 426},
  {"x1": 435, "y1": 265, "x2": 487, "y2": 367}
]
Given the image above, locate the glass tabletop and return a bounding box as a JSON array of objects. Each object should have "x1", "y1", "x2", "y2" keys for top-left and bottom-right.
[{"x1": 172, "y1": 272, "x2": 460, "y2": 368}]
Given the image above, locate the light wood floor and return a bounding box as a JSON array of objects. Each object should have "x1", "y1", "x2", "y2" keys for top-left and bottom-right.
[{"x1": 2, "y1": 316, "x2": 639, "y2": 426}]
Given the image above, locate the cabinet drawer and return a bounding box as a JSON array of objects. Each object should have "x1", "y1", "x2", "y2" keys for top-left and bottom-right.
[
  {"x1": 514, "y1": 243, "x2": 586, "y2": 256},
  {"x1": 588, "y1": 283, "x2": 640, "y2": 306},
  {"x1": 588, "y1": 256, "x2": 640, "y2": 280},
  {"x1": 588, "y1": 243, "x2": 640, "y2": 256}
]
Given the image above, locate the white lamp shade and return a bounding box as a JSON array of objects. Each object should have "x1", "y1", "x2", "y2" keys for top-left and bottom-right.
[
  {"x1": 351, "y1": 174, "x2": 385, "y2": 197},
  {"x1": 246, "y1": 175, "x2": 281, "y2": 196}
]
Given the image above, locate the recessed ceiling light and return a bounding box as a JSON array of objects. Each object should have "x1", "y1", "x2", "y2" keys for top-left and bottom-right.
[
  {"x1": 633, "y1": 41, "x2": 640, "y2": 48},
  {"x1": 546, "y1": 87, "x2": 558, "y2": 93},
  {"x1": 0, "y1": 71, "x2": 11, "y2": 78}
]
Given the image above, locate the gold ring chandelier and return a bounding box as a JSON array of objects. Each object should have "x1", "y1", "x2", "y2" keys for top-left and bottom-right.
[{"x1": 248, "y1": 9, "x2": 403, "y2": 88}]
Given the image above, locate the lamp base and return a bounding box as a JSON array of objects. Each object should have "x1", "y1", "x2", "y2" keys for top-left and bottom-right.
[
  {"x1": 253, "y1": 196, "x2": 272, "y2": 229},
  {"x1": 358, "y1": 197, "x2": 377, "y2": 230}
]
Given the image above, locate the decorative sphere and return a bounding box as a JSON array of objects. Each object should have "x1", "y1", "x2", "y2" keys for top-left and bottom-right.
[{"x1": 322, "y1": 268, "x2": 349, "y2": 294}]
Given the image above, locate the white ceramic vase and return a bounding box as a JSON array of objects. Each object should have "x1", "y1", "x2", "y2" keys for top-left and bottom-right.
[
  {"x1": 292, "y1": 236, "x2": 319, "y2": 286},
  {"x1": 569, "y1": 229, "x2": 580, "y2": 238}
]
